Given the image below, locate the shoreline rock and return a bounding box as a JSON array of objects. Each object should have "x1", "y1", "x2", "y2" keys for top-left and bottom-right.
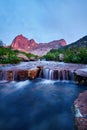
[
  {"x1": 74, "y1": 68, "x2": 87, "y2": 85},
  {"x1": 74, "y1": 91, "x2": 87, "y2": 130}
]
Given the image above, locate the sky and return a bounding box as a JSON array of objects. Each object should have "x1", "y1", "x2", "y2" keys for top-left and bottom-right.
[{"x1": 0, "y1": 0, "x2": 87, "y2": 45}]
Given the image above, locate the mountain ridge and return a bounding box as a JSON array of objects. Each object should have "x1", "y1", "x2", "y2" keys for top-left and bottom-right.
[
  {"x1": 62, "y1": 35, "x2": 87, "y2": 49},
  {"x1": 11, "y1": 34, "x2": 67, "y2": 55}
]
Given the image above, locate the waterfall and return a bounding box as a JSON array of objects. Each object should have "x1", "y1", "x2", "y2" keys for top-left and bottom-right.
[
  {"x1": 0, "y1": 70, "x2": 16, "y2": 81},
  {"x1": 2, "y1": 70, "x2": 8, "y2": 80},
  {"x1": 0, "y1": 67, "x2": 74, "y2": 81},
  {"x1": 42, "y1": 68, "x2": 73, "y2": 81},
  {"x1": 49, "y1": 70, "x2": 54, "y2": 80},
  {"x1": 69, "y1": 71, "x2": 74, "y2": 81},
  {"x1": 65, "y1": 70, "x2": 69, "y2": 80},
  {"x1": 43, "y1": 68, "x2": 49, "y2": 79},
  {"x1": 62, "y1": 70, "x2": 66, "y2": 80}
]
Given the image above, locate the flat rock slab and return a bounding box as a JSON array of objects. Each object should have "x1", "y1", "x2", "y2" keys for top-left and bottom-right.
[{"x1": 75, "y1": 68, "x2": 87, "y2": 77}]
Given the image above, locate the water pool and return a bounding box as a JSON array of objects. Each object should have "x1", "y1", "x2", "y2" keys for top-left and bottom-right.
[{"x1": 0, "y1": 79, "x2": 86, "y2": 130}]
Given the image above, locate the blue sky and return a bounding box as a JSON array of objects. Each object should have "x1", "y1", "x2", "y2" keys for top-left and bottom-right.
[{"x1": 0, "y1": 0, "x2": 87, "y2": 45}]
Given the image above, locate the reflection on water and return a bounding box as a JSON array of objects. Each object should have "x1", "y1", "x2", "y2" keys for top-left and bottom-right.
[{"x1": 0, "y1": 79, "x2": 86, "y2": 130}]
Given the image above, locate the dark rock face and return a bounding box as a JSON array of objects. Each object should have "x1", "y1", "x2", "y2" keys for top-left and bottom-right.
[
  {"x1": 11, "y1": 35, "x2": 67, "y2": 56},
  {"x1": 16, "y1": 70, "x2": 28, "y2": 81},
  {"x1": 74, "y1": 91, "x2": 87, "y2": 130},
  {"x1": 7, "y1": 71, "x2": 13, "y2": 81}
]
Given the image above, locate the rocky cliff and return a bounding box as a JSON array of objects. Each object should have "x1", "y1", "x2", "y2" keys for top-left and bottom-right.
[
  {"x1": 11, "y1": 35, "x2": 38, "y2": 53},
  {"x1": 11, "y1": 35, "x2": 67, "y2": 55}
]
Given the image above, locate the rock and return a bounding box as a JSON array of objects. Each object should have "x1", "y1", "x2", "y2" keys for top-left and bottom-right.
[
  {"x1": 16, "y1": 70, "x2": 28, "y2": 81},
  {"x1": 53, "y1": 70, "x2": 58, "y2": 79},
  {"x1": 7, "y1": 71, "x2": 13, "y2": 81},
  {"x1": 74, "y1": 90, "x2": 87, "y2": 130},
  {"x1": 59, "y1": 53, "x2": 64, "y2": 61},
  {"x1": 75, "y1": 68, "x2": 87, "y2": 77},
  {"x1": 37, "y1": 66, "x2": 43, "y2": 70},
  {"x1": 29, "y1": 57, "x2": 36, "y2": 61},
  {"x1": 74, "y1": 68, "x2": 87, "y2": 85},
  {"x1": 17, "y1": 53, "x2": 29, "y2": 61},
  {"x1": 28, "y1": 68, "x2": 40, "y2": 79}
]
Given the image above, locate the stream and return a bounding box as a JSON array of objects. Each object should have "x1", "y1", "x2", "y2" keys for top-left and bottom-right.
[{"x1": 0, "y1": 79, "x2": 86, "y2": 130}]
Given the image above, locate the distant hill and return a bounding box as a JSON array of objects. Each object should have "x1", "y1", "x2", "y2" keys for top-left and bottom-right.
[
  {"x1": 62, "y1": 36, "x2": 87, "y2": 49},
  {"x1": 44, "y1": 36, "x2": 87, "y2": 64}
]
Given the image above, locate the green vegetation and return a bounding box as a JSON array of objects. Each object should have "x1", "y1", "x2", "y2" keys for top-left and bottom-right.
[
  {"x1": 43, "y1": 47, "x2": 87, "y2": 64},
  {"x1": 0, "y1": 47, "x2": 21, "y2": 64},
  {"x1": 0, "y1": 47, "x2": 38, "y2": 64}
]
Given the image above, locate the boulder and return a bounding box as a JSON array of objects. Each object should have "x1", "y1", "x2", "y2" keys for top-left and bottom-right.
[
  {"x1": 74, "y1": 90, "x2": 87, "y2": 130},
  {"x1": 59, "y1": 53, "x2": 64, "y2": 61},
  {"x1": 75, "y1": 68, "x2": 87, "y2": 77},
  {"x1": 29, "y1": 57, "x2": 36, "y2": 61},
  {"x1": 17, "y1": 53, "x2": 29, "y2": 61},
  {"x1": 74, "y1": 68, "x2": 87, "y2": 85}
]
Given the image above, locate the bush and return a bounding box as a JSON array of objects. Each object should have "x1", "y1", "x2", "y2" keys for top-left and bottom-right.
[
  {"x1": 43, "y1": 47, "x2": 87, "y2": 64},
  {"x1": 0, "y1": 47, "x2": 21, "y2": 64}
]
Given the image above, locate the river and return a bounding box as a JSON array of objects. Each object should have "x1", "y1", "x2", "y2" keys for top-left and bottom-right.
[{"x1": 0, "y1": 79, "x2": 86, "y2": 130}]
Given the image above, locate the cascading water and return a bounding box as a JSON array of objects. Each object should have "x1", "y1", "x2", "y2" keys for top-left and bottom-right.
[
  {"x1": 62, "y1": 70, "x2": 66, "y2": 80},
  {"x1": 0, "y1": 67, "x2": 74, "y2": 82},
  {"x1": 0, "y1": 70, "x2": 18, "y2": 81},
  {"x1": 49, "y1": 69, "x2": 54, "y2": 80},
  {"x1": 42, "y1": 68, "x2": 49, "y2": 79},
  {"x1": 42, "y1": 68, "x2": 74, "y2": 81}
]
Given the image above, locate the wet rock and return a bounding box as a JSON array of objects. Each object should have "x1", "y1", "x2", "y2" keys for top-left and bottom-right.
[
  {"x1": 59, "y1": 70, "x2": 63, "y2": 80},
  {"x1": 16, "y1": 70, "x2": 28, "y2": 81},
  {"x1": 74, "y1": 90, "x2": 87, "y2": 130},
  {"x1": 74, "y1": 69, "x2": 87, "y2": 85},
  {"x1": 37, "y1": 66, "x2": 43, "y2": 70},
  {"x1": 0, "y1": 71, "x2": 3, "y2": 80},
  {"x1": 75, "y1": 68, "x2": 87, "y2": 77},
  {"x1": 54, "y1": 70, "x2": 58, "y2": 79},
  {"x1": 7, "y1": 71, "x2": 13, "y2": 81},
  {"x1": 28, "y1": 68, "x2": 40, "y2": 79}
]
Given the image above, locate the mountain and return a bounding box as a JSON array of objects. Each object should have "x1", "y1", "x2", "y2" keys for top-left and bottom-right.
[
  {"x1": 11, "y1": 35, "x2": 67, "y2": 55},
  {"x1": 11, "y1": 35, "x2": 38, "y2": 53},
  {"x1": 62, "y1": 36, "x2": 87, "y2": 49},
  {"x1": 30, "y1": 39, "x2": 66, "y2": 56}
]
